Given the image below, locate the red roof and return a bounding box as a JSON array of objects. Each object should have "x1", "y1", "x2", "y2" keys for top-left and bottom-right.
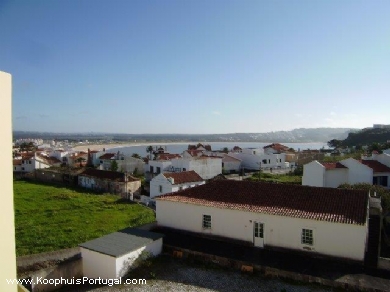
[
  {"x1": 360, "y1": 160, "x2": 390, "y2": 173},
  {"x1": 157, "y1": 180, "x2": 368, "y2": 225},
  {"x1": 80, "y1": 169, "x2": 140, "y2": 182},
  {"x1": 222, "y1": 154, "x2": 241, "y2": 162},
  {"x1": 157, "y1": 154, "x2": 181, "y2": 160},
  {"x1": 186, "y1": 150, "x2": 203, "y2": 157},
  {"x1": 13, "y1": 160, "x2": 22, "y2": 166},
  {"x1": 263, "y1": 143, "x2": 290, "y2": 152},
  {"x1": 99, "y1": 153, "x2": 116, "y2": 160},
  {"x1": 322, "y1": 162, "x2": 347, "y2": 170},
  {"x1": 163, "y1": 171, "x2": 204, "y2": 185},
  {"x1": 36, "y1": 154, "x2": 62, "y2": 165}
]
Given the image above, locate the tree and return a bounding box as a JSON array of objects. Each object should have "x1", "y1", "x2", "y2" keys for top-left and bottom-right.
[
  {"x1": 146, "y1": 146, "x2": 154, "y2": 160},
  {"x1": 110, "y1": 160, "x2": 118, "y2": 172},
  {"x1": 327, "y1": 139, "x2": 343, "y2": 149},
  {"x1": 75, "y1": 157, "x2": 86, "y2": 168},
  {"x1": 222, "y1": 147, "x2": 229, "y2": 153},
  {"x1": 132, "y1": 153, "x2": 142, "y2": 159}
]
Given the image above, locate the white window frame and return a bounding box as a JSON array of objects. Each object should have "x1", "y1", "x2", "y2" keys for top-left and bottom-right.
[
  {"x1": 202, "y1": 214, "x2": 212, "y2": 229},
  {"x1": 301, "y1": 228, "x2": 314, "y2": 246}
]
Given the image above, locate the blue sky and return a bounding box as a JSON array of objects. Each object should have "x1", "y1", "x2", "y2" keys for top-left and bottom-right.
[{"x1": 1, "y1": 0, "x2": 389, "y2": 134}]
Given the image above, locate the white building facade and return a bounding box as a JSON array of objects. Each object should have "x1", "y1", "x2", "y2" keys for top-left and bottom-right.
[
  {"x1": 150, "y1": 171, "x2": 205, "y2": 199},
  {"x1": 302, "y1": 155, "x2": 390, "y2": 189},
  {"x1": 156, "y1": 181, "x2": 369, "y2": 262},
  {"x1": 228, "y1": 150, "x2": 286, "y2": 170}
]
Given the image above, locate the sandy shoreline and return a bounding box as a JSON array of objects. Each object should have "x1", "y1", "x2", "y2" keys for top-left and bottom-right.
[{"x1": 72, "y1": 142, "x2": 191, "y2": 152}]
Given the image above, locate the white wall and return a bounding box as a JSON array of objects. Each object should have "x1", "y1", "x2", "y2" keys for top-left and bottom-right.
[
  {"x1": 376, "y1": 153, "x2": 390, "y2": 167},
  {"x1": 341, "y1": 158, "x2": 373, "y2": 185},
  {"x1": 228, "y1": 152, "x2": 286, "y2": 170},
  {"x1": 325, "y1": 168, "x2": 348, "y2": 188},
  {"x1": 0, "y1": 71, "x2": 17, "y2": 292},
  {"x1": 115, "y1": 238, "x2": 162, "y2": 278},
  {"x1": 302, "y1": 161, "x2": 325, "y2": 187},
  {"x1": 150, "y1": 173, "x2": 205, "y2": 198},
  {"x1": 82, "y1": 238, "x2": 162, "y2": 279},
  {"x1": 147, "y1": 160, "x2": 172, "y2": 174},
  {"x1": 156, "y1": 200, "x2": 368, "y2": 261},
  {"x1": 171, "y1": 158, "x2": 222, "y2": 180},
  {"x1": 222, "y1": 155, "x2": 241, "y2": 173},
  {"x1": 81, "y1": 247, "x2": 116, "y2": 279}
]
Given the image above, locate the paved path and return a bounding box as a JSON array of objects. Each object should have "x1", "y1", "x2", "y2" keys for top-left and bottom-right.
[{"x1": 59, "y1": 256, "x2": 332, "y2": 292}]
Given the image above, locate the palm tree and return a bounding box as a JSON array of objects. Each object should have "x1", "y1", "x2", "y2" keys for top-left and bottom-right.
[
  {"x1": 75, "y1": 157, "x2": 86, "y2": 168},
  {"x1": 132, "y1": 153, "x2": 142, "y2": 159},
  {"x1": 146, "y1": 146, "x2": 154, "y2": 160}
]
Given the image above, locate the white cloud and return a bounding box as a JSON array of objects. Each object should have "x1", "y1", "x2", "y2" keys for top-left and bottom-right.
[{"x1": 330, "y1": 111, "x2": 336, "y2": 116}]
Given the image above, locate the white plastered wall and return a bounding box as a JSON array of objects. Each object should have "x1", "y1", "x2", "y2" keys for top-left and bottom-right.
[{"x1": 156, "y1": 200, "x2": 368, "y2": 261}]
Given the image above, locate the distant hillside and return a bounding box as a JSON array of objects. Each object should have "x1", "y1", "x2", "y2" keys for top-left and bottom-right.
[
  {"x1": 340, "y1": 127, "x2": 390, "y2": 147},
  {"x1": 13, "y1": 128, "x2": 354, "y2": 143}
]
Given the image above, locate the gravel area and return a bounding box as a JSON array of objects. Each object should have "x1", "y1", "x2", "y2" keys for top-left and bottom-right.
[{"x1": 60, "y1": 256, "x2": 335, "y2": 292}]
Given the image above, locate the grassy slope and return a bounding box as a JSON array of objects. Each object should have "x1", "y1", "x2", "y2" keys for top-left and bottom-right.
[
  {"x1": 14, "y1": 180, "x2": 155, "y2": 256},
  {"x1": 246, "y1": 173, "x2": 302, "y2": 184}
]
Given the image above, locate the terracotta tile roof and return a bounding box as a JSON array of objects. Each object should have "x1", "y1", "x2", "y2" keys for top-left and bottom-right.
[
  {"x1": 222, "y1": 154, "x2": 241, "y2": 162},
  {"x1": 198, "y1": 155, "x2": 221, "y2": 160},
  {"x1": 360, "y1": 160, "x2": 390, "y2": 173},
  {"x1": 321, "y1": 162, "x2": 348, "y2": 170},
  {"x1": 186, "y1": 150, "x2": 204, "y2": 157},
  {"x1": 36, "y1": 154, "x2": 62, "y2": 165},
  {"x1": 90, "y1": 150, "x2": 99, "y2": 153},
  {"x1": 80, "y1": 168, "x2": 140, "y2": 182},
  {"x1": 157, "y1": 180, "x2": 368, "y2": 225},
  {"x1": 99, "y1": 153, "x2": 116, "y2": 160},
  {"x1": 157, "y1": 154, "x2": 181, "y2": 160},
  {"x1": 13, "y1": 159, "x2": 22, "y2": 166},
  {"x1": 263, "y1": 143, "x2": 290, "y2": 152},
  {"x1": 163, "y1": 171, "x2": 204, "y2": 185}
]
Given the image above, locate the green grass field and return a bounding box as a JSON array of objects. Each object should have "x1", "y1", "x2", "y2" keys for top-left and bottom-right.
[
  {"x1": 246, "y1": 172, "x2": 302, "y2": 184},
  {"x1": 14, "y1": 180, "x2": 155, "y2": 256}
]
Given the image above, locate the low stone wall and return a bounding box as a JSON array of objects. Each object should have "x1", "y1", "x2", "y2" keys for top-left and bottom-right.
[
  {"x1": 17, "y1": 248, "x2": 82, "y2": 292},
  {"x1": 164, "y1": 245, "x2": 390, "y2": 292}
]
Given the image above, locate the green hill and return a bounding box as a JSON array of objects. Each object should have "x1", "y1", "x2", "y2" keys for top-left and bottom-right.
[{"x1": 341, "y1": 127, "x2": 390, "y2": 147}]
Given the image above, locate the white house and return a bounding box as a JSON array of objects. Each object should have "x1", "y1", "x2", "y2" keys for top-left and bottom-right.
[
  {"x1": 150, "y1": 170, "x2": 205, "y2": 199},
  {"x1": 80, "y1": 228, "x2": 163, "y2": 279},
  {"x1": 170, "y1": 156, "x2": 222, "y2": 180},
  {"x1": 156, "y1": 180, "x2": 369, "y2": 262},
  {"x1": 13, "y1": 152, "x2": 61, "y2": 173},
  {"x1": 302, "y1": 155, "x2": 390, "y2": 188},
  {"x1": 228, "y1": 149, "x2": 286, "y2": 170},
  {"x1": 263, "y1": 143, "x2": 291, "y2": 155}
]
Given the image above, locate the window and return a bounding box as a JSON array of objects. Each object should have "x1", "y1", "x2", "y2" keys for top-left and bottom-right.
[
  {"x1": 301, "y1": 229, "x2": 313, "y2": 245},
  {"x1": 202, "y1": 215, "x2": 211, "y2": 229},
  {"x1": 182, "y1": 168, "x2": 186, "y2": 171},
  {"x1": 254, "y1": 222, "x2": 264, "y2": 238},
  {"x1": 29, "y1": 161, "x2": 31, "y2": 164},
  {"x1": 262, "y1": 159, "x2": 267, "y2": 164},
  {"x1": 156, "y1": 167, "x2": 161, "y2": 174},
  {"x1": 159, "y1": 185, "x2": 163, "y2": 193}
]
